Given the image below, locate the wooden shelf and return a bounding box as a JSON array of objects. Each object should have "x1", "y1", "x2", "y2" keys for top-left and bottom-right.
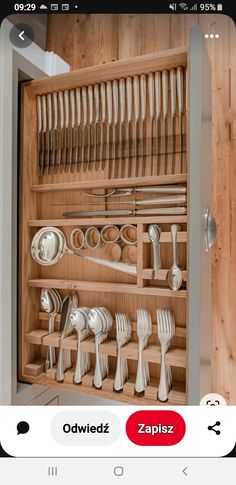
[
  {"x1": 25, "y1": 331, "x2": 187, "y2": 368},
  {"x1": 142, "y1": 268, "x2": 187, "y2": 281},
  {"x1": 22, "y1": 367, "x2": 186, "y2": 405},
  {"x1": 27, "y1": 279, "x2": 187, "y2": 298},
  {"x1": 143, "y1": 231, "x2": 188, "y2": 243},
  {"x1": 30, "y1": 174, "x2": 188, "y2": 193},
  {"x1": 28, "y1": 215, "x2": 188, "y2": 227}
]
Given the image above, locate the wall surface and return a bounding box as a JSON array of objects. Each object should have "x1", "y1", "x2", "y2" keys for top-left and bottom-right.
[{"x1": 46, "y1": 13, "x2": 236, "y2": 403}]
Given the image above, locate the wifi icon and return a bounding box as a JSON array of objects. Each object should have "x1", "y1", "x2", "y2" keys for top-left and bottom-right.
[{"x1": 179, "y1": 3, "x2": 189, "y2": 9}]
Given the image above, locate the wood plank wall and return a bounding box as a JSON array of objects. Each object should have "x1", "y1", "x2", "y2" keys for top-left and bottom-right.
[{"x1": 46, "y1": 13, "x2": 236, "y2": 403}]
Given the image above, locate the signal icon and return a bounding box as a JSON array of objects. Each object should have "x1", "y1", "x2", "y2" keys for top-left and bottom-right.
[{"x1": 190, "y1": 3, "x2": 198, "y2": 10}]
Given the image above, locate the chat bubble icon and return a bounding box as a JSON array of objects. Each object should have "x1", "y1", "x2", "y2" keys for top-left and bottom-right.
[{"x1": 17, "y1": 421, "x2": 30, "y2": 435}]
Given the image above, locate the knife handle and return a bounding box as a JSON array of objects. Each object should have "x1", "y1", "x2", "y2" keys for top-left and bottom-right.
[
  {"x1": 148, "y1": 72, "x2": 154, "y2": 120},
  {"x1": 155, "y1": 71, "x2": 162, "y2": 120},
  {"x1": 140, "y1": 74, "x2": 146, "y2": 122},
  {"x1": 177, "y1": 66, "x2": 184, "y2": 115},
  {"x1": 170, "y1": 68, "x2": 177, "y2": 118},
  {"x1": 162, "y1": 70, "x2": 169, "y2": 119}
]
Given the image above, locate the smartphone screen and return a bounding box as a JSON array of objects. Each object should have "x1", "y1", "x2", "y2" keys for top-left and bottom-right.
[{"x1": 0, "y1": 2, "x2": 235, "y2": 482}]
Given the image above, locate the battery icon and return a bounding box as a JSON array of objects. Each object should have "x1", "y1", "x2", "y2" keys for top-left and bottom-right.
[{"x1": 217, "y1": 3, "x2": 223, "y2": 10}]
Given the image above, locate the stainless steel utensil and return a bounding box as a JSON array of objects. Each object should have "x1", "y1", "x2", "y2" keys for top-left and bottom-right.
[
  {"x1": 88, "y1": 84, "x2": 93, "y2": 170},
  {"x1": 119, "y1": 79, "x2": 125, "y2": 176},
  {"x1": 41, "y1": 94, "x2": 47, "y2": 174},
  {"x1": 63, "y1": 90, "x2": 69, "y2": 172},
  {"x1": 135, "y1": 309, "x2": 152, "y2": 393},
  {"x1": 112, "y1": 80, "x2": 119, "y2": 178},
  {"x1": 83, "y1": 185, "x2": 187, "y2": 198},
  {"x1": 41, "y1": 288, "x2": 62, "y2": 370},
  {"x1": 94, "y1": 83, "x2": 100, "y2": 169},
  {"x1": 148, "y1": 225, "x2": 162, "y2": 279},
  {"x1": 69, "y1": 89, "x2": 75, "y2": 172},
  {"x1": 140, "y1": 74, "x2": 147, "y2": 176},
  {"x1": 126, "y1": 77, "x2": 133, "y2": 175},
  {"x1": 170, "y1": 68, "x2": 177, "y2": 173},
  {"x1": 31, "y1": 227, "x2": 137, "y2": 275},
  {"x1": 63, "y1": 207, "x2": 187, "y2": 218},
  {"x1": 162, "y1": 70, "x2": 169, "y2": 174},
  {"x1": 133, "y1": 75, "x2": 140, "y2": 177},
  {"x1": 75, "y1": 87, "x2": 82, "y2": 171},
  {"x1": 168, "y1": 224, "x2": 183, "y2": 291},
  {"x1": 114, "y1": 313, "x2": 132, "y2": 391},
  {"x1": 157, "y1": 309, "x2": 175, "y2": 401},
  {"x1": 100, "y1": 82, "x2": 106, "y2": 170},
  {"x1": 155, "y1": 72, "x2": 162, "y2": 175},
  {"x1": 78, "y1": 194, "x2": 186, "y2": 207},
  {"x1": 37, "y1": 96, "x2": 43, "y2": 175},
  {"x1": 56, "y1": 292, "x2": 78, "y2": 382},
  {"x1": 71, "y1": 307, "x2": 90, "y2": 384},
  {"x1": 52, "y1": 92, "x2": 59, "y2": 173},
  {"x1": 46, "y1": 93, "x2": 53, "y2": 174},
  {"x1": 58, "y1": 91, "x2": 64, "y2": 171},
  {"x1": 148, "y1": 73, "x2": 154, "y2": 174},
  {"x1": 82, "y1": 86, "x2": 87, "y2": 172},
  {"x1": 106, "y1": 81, "x2": 113, "y2": 171},
  {"x1": 177, "y1": 66, "x2": 184, "y2": 172},
  {"x1": 88, "y1": 308, "x2": 113, "y2": 388}
]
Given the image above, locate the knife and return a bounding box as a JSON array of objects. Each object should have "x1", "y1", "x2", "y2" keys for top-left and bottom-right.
[
  {"x1": 41, "y1": 95, "x2": 48, "y2": 175},
  {"x1": 63, "y1": 207, "x2": 187, "y2": 217},
  {"x1": 83, "y1": 185, "x2": 187, "y2": 197},
  {"x1": 56, "y1": 292, "x2": 78, "y2": 382},
  {"x1": 67, "y1": 195, "x2": 186, "y2": 207},
  {"x1": 37, "y1": 96, "x2": 43, "y2": 175}
]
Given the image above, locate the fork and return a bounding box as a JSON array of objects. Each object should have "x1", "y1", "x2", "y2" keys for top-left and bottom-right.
[
  {"x1": 135, "y1": 309, "x2": 152, "y2": 393},
  {"x1": 114, "y1": 313, "x2": 132, "y2": 391},
  {"x1": 157, "y1": 309, "x2": 175, "y2": 401}
]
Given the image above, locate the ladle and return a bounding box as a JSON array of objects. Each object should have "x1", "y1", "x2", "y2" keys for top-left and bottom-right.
[{"x1": 31, "y1": 227, "x2": 137, "y2": 275}]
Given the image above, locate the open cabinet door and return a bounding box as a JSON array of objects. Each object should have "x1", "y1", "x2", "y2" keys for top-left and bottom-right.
[
  {"x1": 0, "y1": 19, "x2": 69, "y2": 405},
  {"x1": 188, "y1": 26, "x2": 214, "y2": 404}
]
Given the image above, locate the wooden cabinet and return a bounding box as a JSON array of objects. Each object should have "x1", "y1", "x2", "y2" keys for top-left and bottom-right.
[{"x1": 19, "y1": 26, "x2": 213, "y2": 405}]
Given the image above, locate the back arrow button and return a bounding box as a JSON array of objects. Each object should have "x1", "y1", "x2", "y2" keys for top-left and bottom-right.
[
  {"x1": 182, "y1": 467, "x2": 188, "y2": 476},
  {"x1": 19, "y1": 31, "x2": 25, "y2": 41}
]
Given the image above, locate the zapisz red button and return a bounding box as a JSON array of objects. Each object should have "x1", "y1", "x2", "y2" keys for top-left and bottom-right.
[{"x1": 126, "y1": 410, "x2": 186, "y2": 446}]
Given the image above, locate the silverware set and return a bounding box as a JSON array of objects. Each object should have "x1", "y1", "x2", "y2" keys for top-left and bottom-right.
[
  {"x1": 63, "y1": 184, "x2": 187, "y2": 218},
  {"x1": 41, "y1": 291, "x2": 176, "y2": 400},
  {"x1": 36, "y1": 67, "x2": 185, "y2": 177}
]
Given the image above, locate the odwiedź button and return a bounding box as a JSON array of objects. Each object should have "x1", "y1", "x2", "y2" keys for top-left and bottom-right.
[
  {"x1": 9, "y1": 23, "x2": 35, "y2": 49},
  {"x1": 126, "y1": 410, "x2": 186, "y2": 446}
]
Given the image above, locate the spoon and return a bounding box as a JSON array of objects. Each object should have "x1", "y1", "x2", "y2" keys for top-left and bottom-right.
[
  {"x1": 71, "y1": 307, "x2": 90, "y2": 384},
  {"x1": 88, "y1": 308, "x2": 112, "y2": 389},
  {"x1": 148, "y1": 225, "x2": 162, "y2": 279},
  {"x1": 168, "y1": 224, "x2": 183, "y2": 291},
  {"x1": 31, "y1": 227, "x2": 137, "y2": 275},
  {"x1": 41, "y1": 288, "x2": 61, "y2": 370}
]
